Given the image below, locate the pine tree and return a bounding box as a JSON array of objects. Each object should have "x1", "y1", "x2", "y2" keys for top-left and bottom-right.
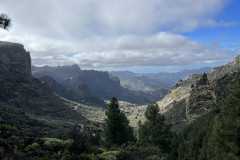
[
  {"x1": 207, "y1": 77, "x2": 240, "y2": 159},
  {"x1": 138, "y1": 102, "x2": 172, "y2": 153},
  {"x1": 103, "y1": 97, "x2": 135, "y2": 147}
]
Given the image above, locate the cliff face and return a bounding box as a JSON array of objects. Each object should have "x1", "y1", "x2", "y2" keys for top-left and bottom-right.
[
  {"x1": 0, "y1": 41, "x2": 89, "y2": 137},
  {"x1": 186, "y1": 73, "x2": 216, "y2": 119},
  {"x1": 0, "y1": 41, "x2": 31, "y2": 80},
  {"x1": 32, "y1": 64, "x2": 81, "y2": 82},
  {"x1": 157, "y1": 55, "x2": 240, "y2": 131},
  {"x1": 62, "y1": 70, "x2": 123, "y2": 99}
]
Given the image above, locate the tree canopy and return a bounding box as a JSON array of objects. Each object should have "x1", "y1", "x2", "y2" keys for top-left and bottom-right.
[
  {"x1": 0, "y1": 13, "x2": 11, "y2": 30},
  {"x1": 138, "y1": 102, "x2": 173, "y2": 153},
  {"x1": 206, "y1": 77, "x2": 240, "y2": 159},
  {"x1": 103, "y1": 97, "x2": 135, "y2": 147}
]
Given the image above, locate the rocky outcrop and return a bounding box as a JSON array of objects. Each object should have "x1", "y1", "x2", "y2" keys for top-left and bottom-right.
[
  {"x1": 186, "y1": 73, "x2": 215, "y2": 119},
  {"x1": 192, "y1": 73, "x2": 208, "y2": 86},
  {"x1": 0, "y1": 41, "x2": 31, "y2": 80}
]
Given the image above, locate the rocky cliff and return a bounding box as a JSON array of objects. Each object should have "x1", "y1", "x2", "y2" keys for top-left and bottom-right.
[
  {"x1": 157, "y1": 55, "x2": 240, "y2": 131},
  {"x1": 0, "y1": 41, "x2": 31, "y2": 80},
  {"x1": 62, "y1": 70, "x2": 124, "y2": 99},
  {"x1": 0, "y1": 41, "x2": 91, "y2": 138},
  {"x1": 186, "y1": 73, "x2": 215, "y2": 119}
]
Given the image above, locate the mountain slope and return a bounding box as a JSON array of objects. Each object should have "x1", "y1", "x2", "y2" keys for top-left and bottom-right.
[
  {"x1": 33, "y1": 67, "x2": 168, "y2": 105},
  {"x1": 121, "y1": 75, "x2": 170, "y2": 91},
  {"x1": 0, "y1": 41, "x2": 95, "y2": 138},
  {"x1": 145, "y1": 67, "x2": 211, "y2": 86},
  {"x1": 110, "y1": 71, "x2": 141, "y2": 80},
  {"x1": 156, "y1": 55, "x2": 240, "y2": 131},
  {"x1": 37, "y1": 75, "x2": 107, "y2": 108},
  {"x1": 110, "y1": 67, "x2": 211, "y2": 89}
]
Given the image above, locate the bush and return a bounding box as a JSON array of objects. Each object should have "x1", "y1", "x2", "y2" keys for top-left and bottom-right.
[
  {"x1": 42, "y1": 137, "x2": 63, "y2": 152},
  {"x1": 100, "y1": 151, "x2": 119, "y2": 160},
  {"x1": 79, "y1": 153, "x2": 95, "y2": 160},
  {"x1": 24, "y1": 143, "x2": 43, "y2": 156}
]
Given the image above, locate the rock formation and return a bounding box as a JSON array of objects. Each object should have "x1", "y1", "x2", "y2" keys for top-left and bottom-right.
[
  {"x1": 186, "y1": 73, "x2": 215, "y2": 119},
  {"x1": 0, "y1": 41, "x2": 31, "y2": 80}
]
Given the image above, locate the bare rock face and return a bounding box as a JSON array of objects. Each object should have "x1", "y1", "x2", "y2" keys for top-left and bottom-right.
[
  {"x1": 0, "y1": 41, "x2": 31, "y2": 80},
  {"x1": 186, "y1": 73, "x2": 215, "y2": 119}
]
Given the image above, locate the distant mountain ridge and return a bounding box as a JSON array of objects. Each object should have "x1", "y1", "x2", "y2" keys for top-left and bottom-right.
[
  {"x1": 32, "y1": 64, "x2": 81, "y2": 82},
  {"x1": 32, "y1": 66, "x2": 168, "y2": 105},
  {"x1": 121, "y1": 75, "x2": 170, "y2": 91},
  {"x1": 110, "y1": 67, "x2": 211, "y2": 91}
]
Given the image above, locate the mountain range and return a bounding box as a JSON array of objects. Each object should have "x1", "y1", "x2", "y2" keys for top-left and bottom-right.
[
  {"x1": 110, "y1": 67, "x2": 211, "y2": 91},
  {"x1": 32, "y1": 65, "x2": 169, "y2": 105}
]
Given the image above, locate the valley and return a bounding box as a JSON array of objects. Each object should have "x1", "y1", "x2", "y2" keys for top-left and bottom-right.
[
  {"x1": 1, "y1": 1, "x2": 240, "y2": 159},
  {"x1": 1, "y1": 40, "x2": 240, "y2": 159}
]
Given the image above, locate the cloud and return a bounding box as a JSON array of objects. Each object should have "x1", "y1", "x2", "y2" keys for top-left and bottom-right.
[
  {"x1": 0, "y1": 0, "x2": 231, "y2": 37},
  {"x1": 0, "y1": 0, "x2": 237, "y2": 71},
  {"x1": 5, "y1": 32, "x2": 232, "y2": 68},
  {"x1": 65, "y1": 32, "x2": 234, "y2": 68}
]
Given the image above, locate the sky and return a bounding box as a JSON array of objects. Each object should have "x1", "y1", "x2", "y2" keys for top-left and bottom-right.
[{"x1": 0, "y1": 0, "x2": 240, "y2": 73}]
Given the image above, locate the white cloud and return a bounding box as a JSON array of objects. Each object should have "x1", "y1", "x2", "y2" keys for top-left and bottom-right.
[
  {"x1": 64, "y1": 32, "x2": 233, "y2": 68},
  {"x1": 0, "y1": 0, "x2": 237, "y2": 71},
  {"x1": 0, "y1": 0, "x2": 231, "y2": 37}
]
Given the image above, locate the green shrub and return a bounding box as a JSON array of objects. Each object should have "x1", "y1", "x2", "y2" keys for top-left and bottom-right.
[
  {"x1": 42, "y1": 137, "x2": 63, "y2": 152},
  {"x1": 100, "y1": 151, "x2": 119, "y2": 160},
  {"x1": 24, "y1": 143, "x2": 43, "y2": 156},
  {"x1": 61, "y1": 152, "x2": 72, "y2": 160},
  {"x1": 79, "y1": 153, "x2": 95, "y2": 160}
]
